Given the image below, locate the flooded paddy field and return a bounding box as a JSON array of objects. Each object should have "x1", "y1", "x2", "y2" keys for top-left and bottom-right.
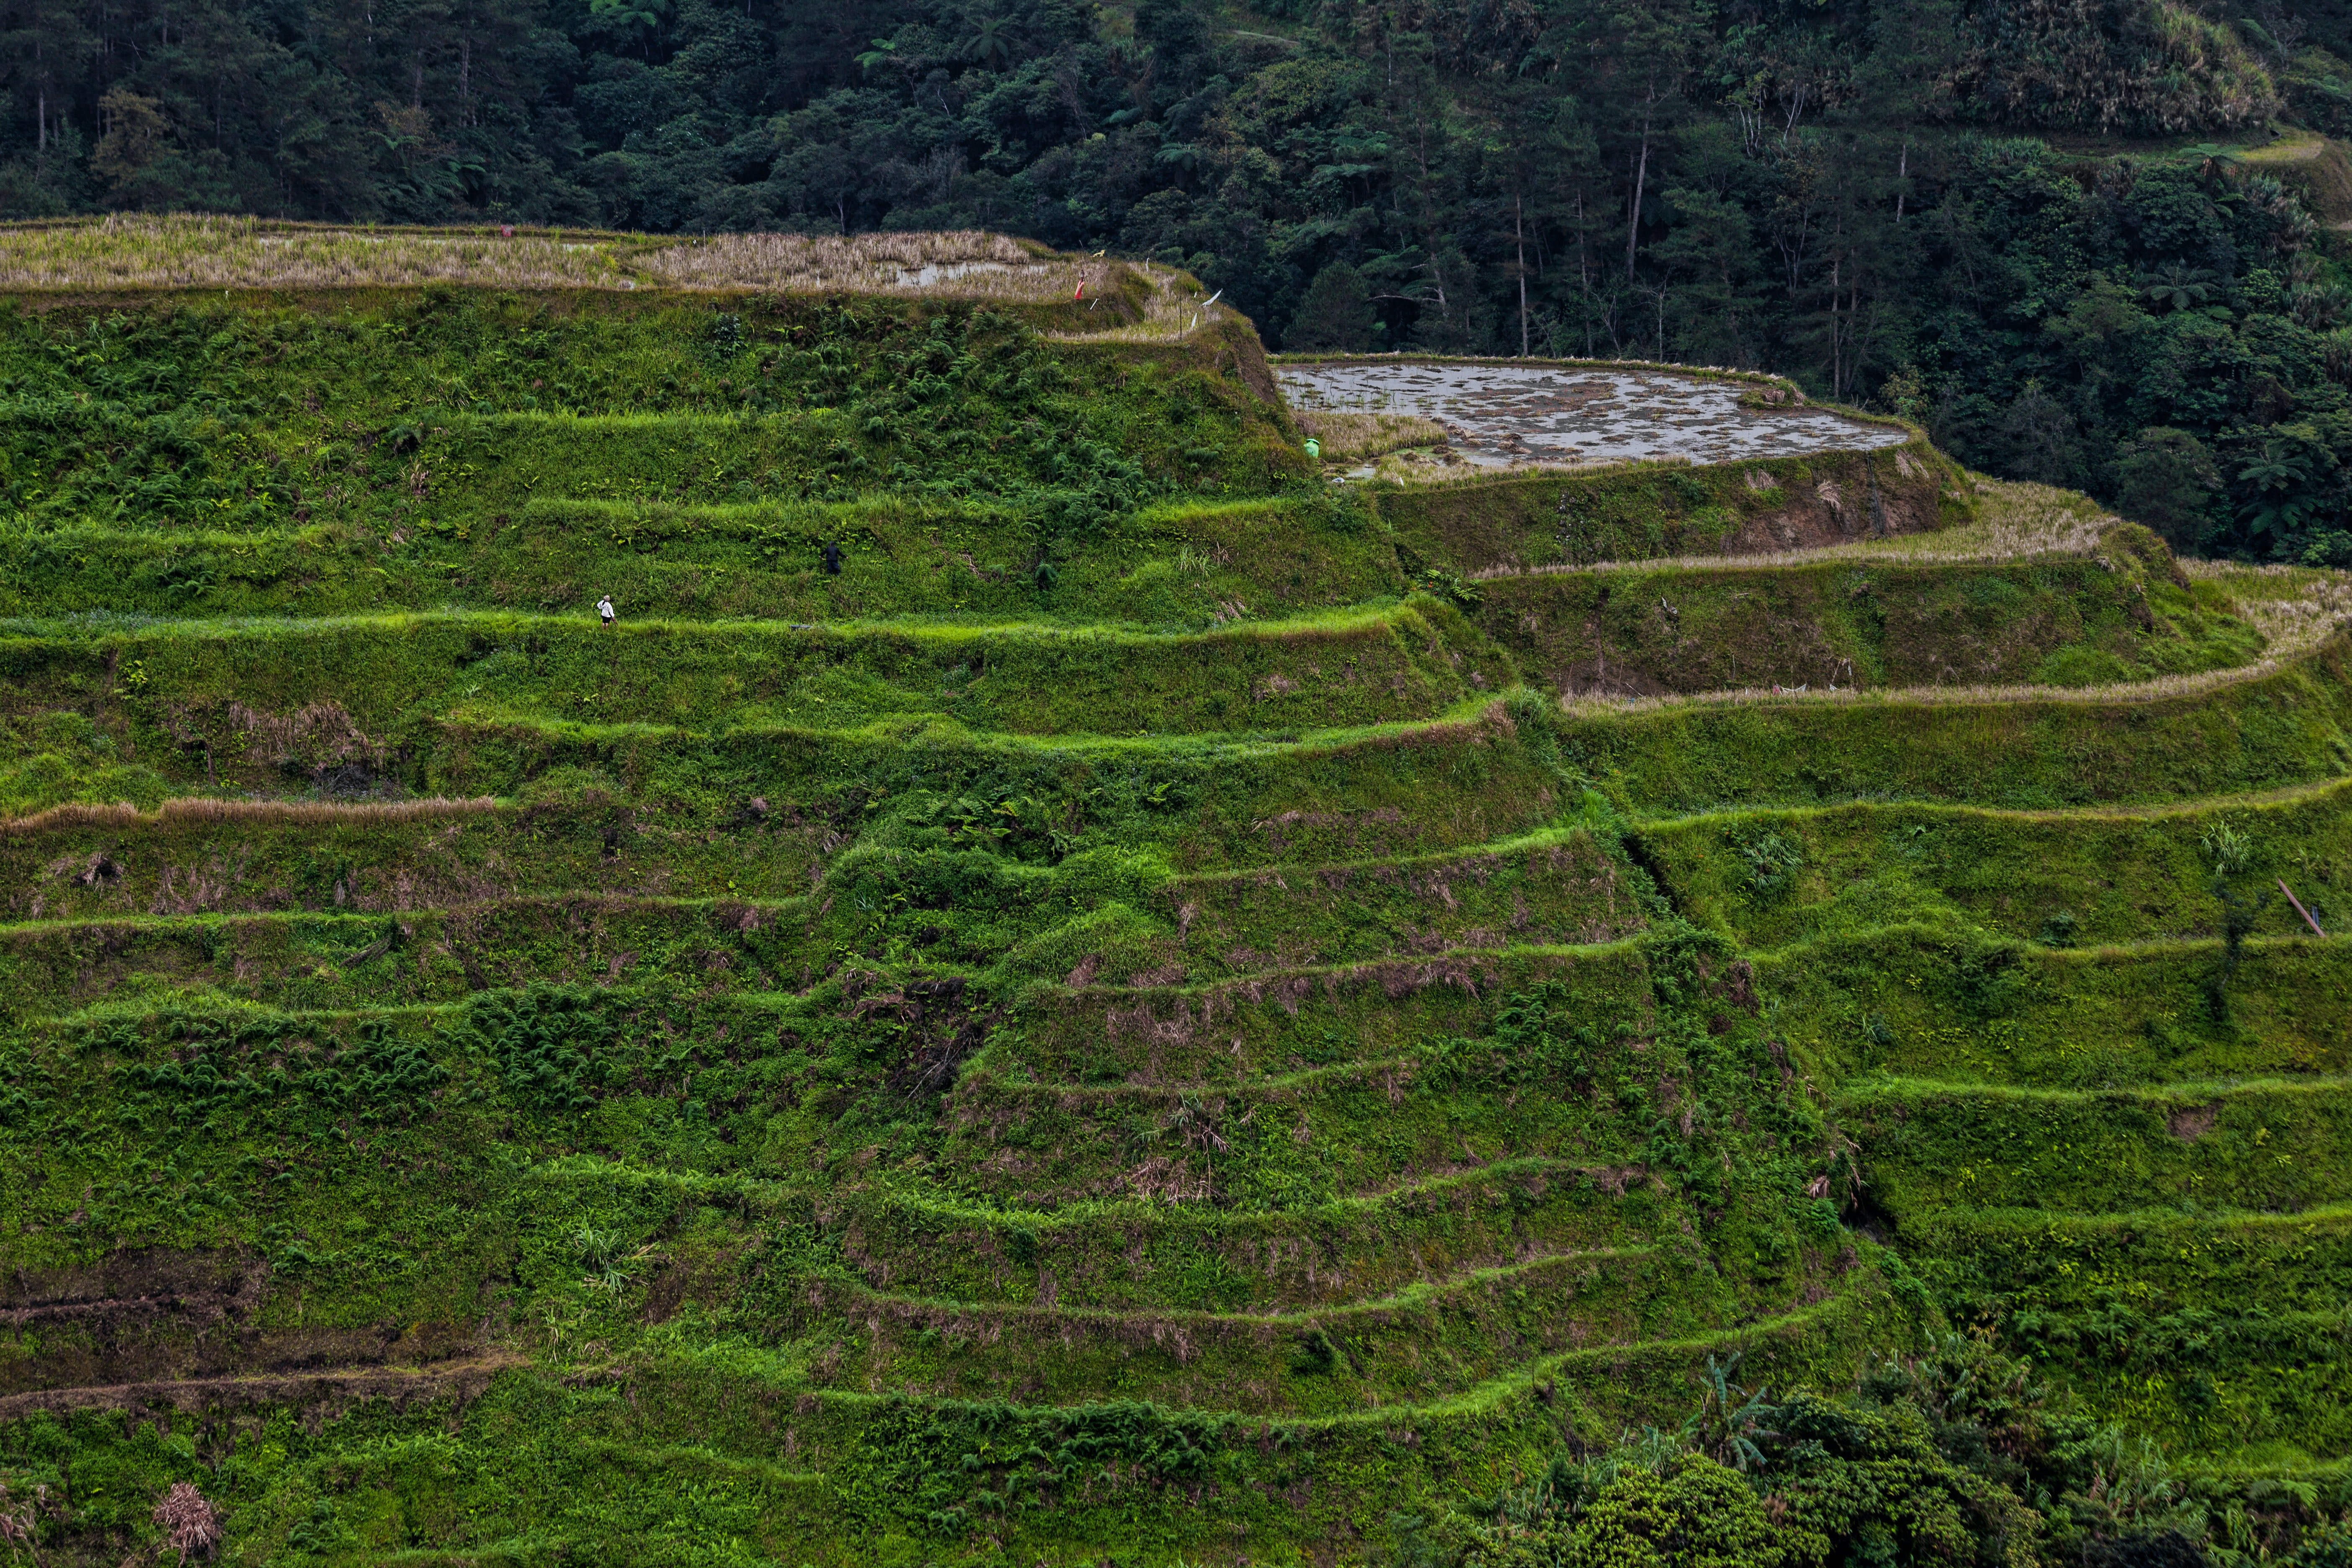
[{"x1": 1276, "y1": 359, "x2": 1910, "y2": 470}]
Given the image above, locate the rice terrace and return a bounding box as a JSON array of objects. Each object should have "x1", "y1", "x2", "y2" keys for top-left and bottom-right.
[{"x1": 2, "y1": 213, "x2": 2352, "y2": 1568}]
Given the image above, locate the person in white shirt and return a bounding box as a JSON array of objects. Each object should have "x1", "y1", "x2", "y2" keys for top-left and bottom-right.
[{"x1": 597, "y1": 594, "x2": 615, "y2": 628}]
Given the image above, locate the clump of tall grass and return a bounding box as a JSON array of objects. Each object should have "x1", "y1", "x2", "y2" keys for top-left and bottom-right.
[
  {"x1": 2200, "y1": 817, "x2": 2255, "y2": 873},
  {"x1": 1294, "y1": 410, "x2": 1449, "y2": 460}
]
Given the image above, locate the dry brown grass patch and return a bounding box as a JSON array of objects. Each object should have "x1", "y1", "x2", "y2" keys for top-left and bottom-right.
[
  {"x1": 641, "y1": 230, "x2": 1122, "y2": 302},
  {"x1": 0, "y1": 214, "x2": 630, "y2": 291},
  {"x1": 0, "y1": 216, "x2": 1143, "y2": 304},
  {"x1": 1295, "y1": 410, "x2": 1448, "y2": 460}
]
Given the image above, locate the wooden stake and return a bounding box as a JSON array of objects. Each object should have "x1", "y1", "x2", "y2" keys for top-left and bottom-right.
[{"x1": 2279, "y1": 879, "x2": 2328, "y2": 937}]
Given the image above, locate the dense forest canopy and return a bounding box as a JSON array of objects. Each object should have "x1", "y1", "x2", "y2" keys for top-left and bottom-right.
[{"x1": 14, "y1": 0, "x2": 2352, "y2": 559}]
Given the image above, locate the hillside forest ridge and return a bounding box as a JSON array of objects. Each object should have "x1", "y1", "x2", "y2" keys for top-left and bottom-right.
[
  {"x1": 20, "y1": 0, "x2": 2352, "y2": 562},
  {"x1": 3, "y1": 4, "x2": 2352, "y2": 1565}
]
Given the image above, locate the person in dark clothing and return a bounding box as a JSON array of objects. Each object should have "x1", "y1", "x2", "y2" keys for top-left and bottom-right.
[{"x1": 822, "y1": 542, "x2": 842, "y2": 575}]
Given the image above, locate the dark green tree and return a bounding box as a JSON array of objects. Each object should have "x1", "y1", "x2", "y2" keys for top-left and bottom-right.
[
  {"x1": 2113, "y1": 428, "x2": 2223, "y2": 552},
  {"x1": 1286, "y1": 261, "x2": 1377, "y2": 352}
]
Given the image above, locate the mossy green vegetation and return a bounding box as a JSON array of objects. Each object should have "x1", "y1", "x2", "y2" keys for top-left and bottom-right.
[
  {"x1": 0, "y1": 601, "x2": 1509, "y2": 751},
  {"x1": 1475, "y1": 526, "x2": 2262, "y2": 697},
  {"x1": 1643, "y1": 779, "x2": 2352, "y2": 950},
  {"x1": 1369, "y1": 439, "x2": 1971, "y2": 573},
  {"x1": 1561, "y1": 636, "x2": 2352, "y2": 813},
  {"x1": 2, "y1": 261, "x2": 2350, "y2": 1567}
]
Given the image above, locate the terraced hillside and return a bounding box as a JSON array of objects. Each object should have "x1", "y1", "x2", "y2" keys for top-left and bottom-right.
[{"x1": 2, "y1": 223, "x2": 2350, "y2": 1566}]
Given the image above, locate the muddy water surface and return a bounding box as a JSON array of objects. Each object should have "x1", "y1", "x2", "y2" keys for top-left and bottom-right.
[{"x1": 1277, "y1": 361, "x2": 1908, "y2": 467}]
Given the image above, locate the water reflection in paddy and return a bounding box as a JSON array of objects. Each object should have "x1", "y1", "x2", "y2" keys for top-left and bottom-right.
[{"x1": 1276, "y1": 360, "x2": 1908, "y2": 468}]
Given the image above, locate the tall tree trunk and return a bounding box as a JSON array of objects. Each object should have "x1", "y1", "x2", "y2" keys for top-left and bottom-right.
[
  {"x1": 1895, "y1": 141, "x2": 1908, "y2": 223},
  {"x1": 1516, "y1": 194, "x2": 1530, "y2": 357},
  {"x1": 1721, "y1": 257, "x2": 1741, "y2": 364},
  {"x1": 1576, "y1": 189, "x2": 1594, "y2": 357},
  {"x1": 1626, "y1": 111, "x2": 1651, "y2": 279},
  {"x1": 1414, "y1": 121, "x2": 1452, "y2": 336},
  {"x1": 1847, "y1": 281, "x2": 1864, "y2": 397},
  {"x1": 1829, "y1": 254, "x2": 1844, "y2": 399}
]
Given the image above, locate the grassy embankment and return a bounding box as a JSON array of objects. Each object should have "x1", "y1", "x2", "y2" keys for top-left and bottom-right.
[{"x1": 0, "y1": 219, "x2": 2349, "y2": 1565}]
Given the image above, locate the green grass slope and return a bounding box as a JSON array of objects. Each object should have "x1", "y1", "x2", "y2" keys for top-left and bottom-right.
[{"x1": 2, "y1": 244, "x2": 2350, "y2": 1568}]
